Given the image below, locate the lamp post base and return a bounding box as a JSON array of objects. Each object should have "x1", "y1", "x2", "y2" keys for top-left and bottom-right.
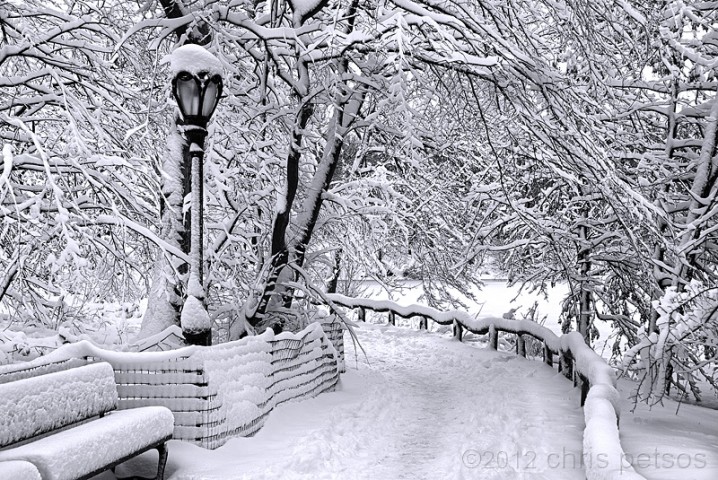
[{"x1": 184, "y1": 329, "x2": 212, "y2": 346}]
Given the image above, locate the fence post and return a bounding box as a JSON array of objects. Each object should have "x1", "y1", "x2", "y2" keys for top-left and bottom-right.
[
  {"x1": 453, "y1": 320, "x2": 463, "y2": 341},
  {"x1": 543, "y1": 342, "x2": 553, "y2": 367},
  {"x1": 489, "y1": 324, "x2": 498, "y2": 350},
  {"x1": 560, "y1": 352, "x2": 573, "y2": 380},
  {"x1": 358, "y1": 307, "x2": 366, "y2": 322},
  {"x1": 388, "y1": 311, "x2": 395, "y2": 326},
  {"x1": 419, "y1": 316, "x2": 427, "y2": 330},
  {"x1": 580, "y1": 377, "x2": 590, "y2": 406},
  {"x1": 516, "y1": 334, "x2": 525, "y2": 357}
]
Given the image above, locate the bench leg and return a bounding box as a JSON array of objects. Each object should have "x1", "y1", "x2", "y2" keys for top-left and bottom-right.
[{"x1": 156, "y1": 443, "x2": 168, "y2": 480}]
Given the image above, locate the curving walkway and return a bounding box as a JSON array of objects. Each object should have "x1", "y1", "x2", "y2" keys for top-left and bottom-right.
[
  {"x1": 338, "y1": 325, "x2": 586, "y2": 480},
  {"x1": 134, "y1": 323, "x2": 587, "y2": 480}
]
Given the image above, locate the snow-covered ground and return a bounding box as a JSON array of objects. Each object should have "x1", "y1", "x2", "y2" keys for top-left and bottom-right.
[
  {"x1": 103, "y1": 320, "x2": 718, "y2": 480},
  {"x1": 113, "y1": 323, "x2": 587, "y2": 479},
  {"x1": 9, "y1": 280, "x2": 716, "y2": 479},
  {"x1": 618, "y1": 377, "x2": 718, "y2": 480}
]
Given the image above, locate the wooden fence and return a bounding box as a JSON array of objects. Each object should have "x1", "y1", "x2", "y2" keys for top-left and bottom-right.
[{"x1": 0, "y1": 320, "x2": 344, "y2": 450}]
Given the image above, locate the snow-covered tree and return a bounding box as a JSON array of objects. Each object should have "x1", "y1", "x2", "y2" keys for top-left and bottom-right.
[
  {"x1": 609, "y1": 1, "x2": 718, "y2": 401},
  {"x1": 1, "y1": 0, "x2": 171, "y2": 334},
  {"x1": 3, "y1": 0, "x2": 717, "y2": 402}
]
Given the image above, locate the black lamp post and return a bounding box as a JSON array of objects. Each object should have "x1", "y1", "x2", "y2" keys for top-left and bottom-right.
[{"x1": 172, "y1": 70, "x2": 223, "y2": 346}]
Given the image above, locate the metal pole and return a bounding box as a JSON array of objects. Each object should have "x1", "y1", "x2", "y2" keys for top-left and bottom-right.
[
  {"x1": 182, "y1": 132, "x2": 211, "y2": 347},
  {"x1": 179, "y1": 130, "x2": 192, "y2": 275},
  {"x1": 190, "y1": 141, "x2": 204, "y2": 292}
]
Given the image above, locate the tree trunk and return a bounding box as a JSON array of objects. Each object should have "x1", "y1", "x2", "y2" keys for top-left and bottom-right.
[
  {"x1": 577, "y1": 223, "x2": 592, "y2": 343},
  {"x1": 139, "y1": 129, "x2": 186, "y2": 338},
  {"x1": 649, "y1": 79, "x2": 679, "y2": 334},
  {"x1": 245, "y1": 101, "x2": 313, "y2": 330},
  {"x1": 326, "y1": 249, "x2": 342, "y2": 294}
]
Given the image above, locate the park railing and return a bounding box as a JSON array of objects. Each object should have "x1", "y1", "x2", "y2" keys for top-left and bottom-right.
[
  {"x1": 0, "y1": 320, "x2": 344, "y2": 449},
  {"x1": 327, "y1": 293, "x2": 646, "y2": 480}
]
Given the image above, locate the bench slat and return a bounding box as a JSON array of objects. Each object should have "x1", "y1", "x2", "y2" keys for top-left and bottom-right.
[
  {"x1": 0, "y1": 407, "x2": 173, "y2": 480},
  {"x1": 0, "y1": 363, "x2": 117, "y2": 448}
]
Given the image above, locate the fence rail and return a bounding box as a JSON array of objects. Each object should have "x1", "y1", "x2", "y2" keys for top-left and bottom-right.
[{"x1": 327, "y1": 293, "x2": 646, "y2": 480}]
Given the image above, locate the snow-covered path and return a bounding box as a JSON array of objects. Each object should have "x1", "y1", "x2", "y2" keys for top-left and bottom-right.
[
  {"x1": 322, "y1": 326, "x2": 586, "y2": 480},
  {"x1": 339, "y1": 325, "x2": 585, "y2": 480},
  {"x1": 116, "y1": 324, "x2": 586, "y2": 480}
]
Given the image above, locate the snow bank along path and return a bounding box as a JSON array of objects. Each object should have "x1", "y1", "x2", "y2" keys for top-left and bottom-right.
[
  {"x1": 158, "y1": 323, "x2": 587, "y2": 479},
  {"x1": 327, "y1": 294, "x2": 646, "y2": 480}
]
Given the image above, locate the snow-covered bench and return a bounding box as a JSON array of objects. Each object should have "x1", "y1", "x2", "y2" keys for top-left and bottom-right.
[{"x1": 0, "y1": 362, "x2": 174, "y2": 480}]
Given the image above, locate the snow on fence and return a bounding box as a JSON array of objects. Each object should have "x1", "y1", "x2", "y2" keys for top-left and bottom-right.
[
  {"x1": 327, "y1": 293, "x2": 647, "y2": 480},
  {"x1": 0, "y1": 321, "x2": 344, "y2": 450}
]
